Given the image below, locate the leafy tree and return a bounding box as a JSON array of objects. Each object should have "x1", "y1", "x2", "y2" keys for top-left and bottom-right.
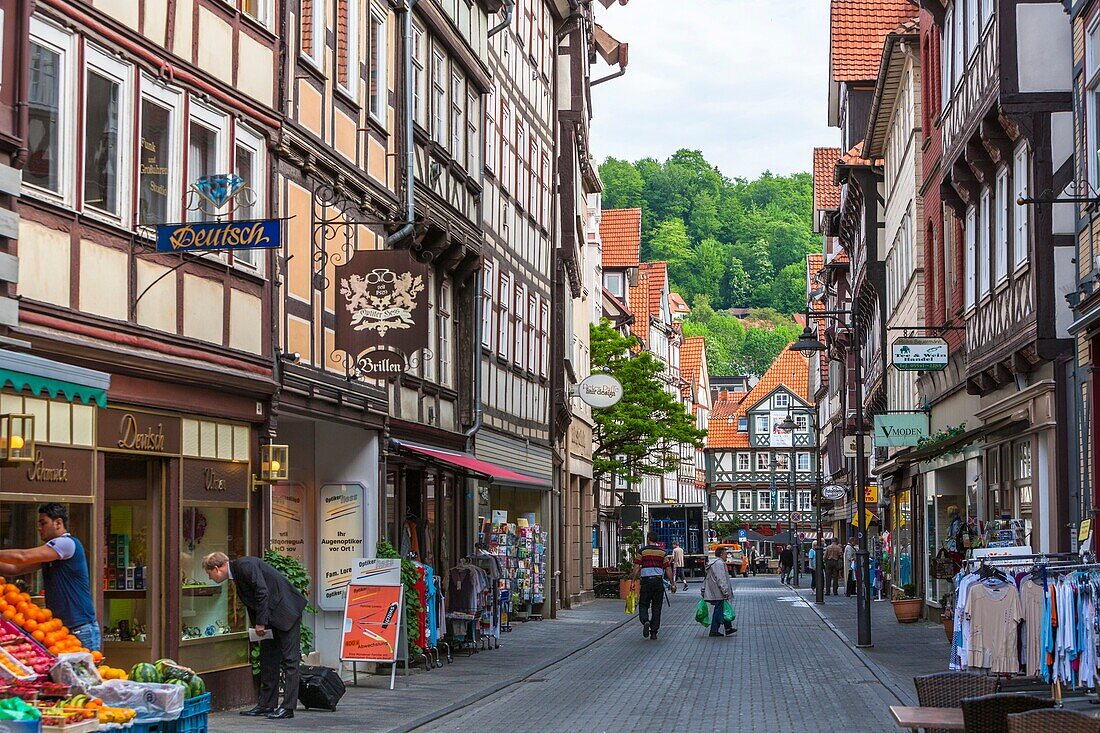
[
  {"x1": 770, "y1": 262, "x2": 809, "y2": 315},
  {"x1": 599, "y1": 157, "x2": 644, "y2": 211},
  {"x1": 690, "y1": 237, "x2": 729, "y2": 306},
  {"x1": 722, "y1": 256, "x2": 751, "y2": 309},
  {"x1": 741, "y1": 323, "x2": 802, "y2": 376},
  {"x1": 649, "y1": 219, "x2": 694, "y2": 297},
  {"x1": 590, "y1": 321, "x2": 707, "y2": 486}
]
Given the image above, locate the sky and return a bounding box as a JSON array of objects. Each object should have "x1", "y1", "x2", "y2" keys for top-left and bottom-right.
[{"x1": 590, "y1": 0, "x2": 834, "y2": 181}]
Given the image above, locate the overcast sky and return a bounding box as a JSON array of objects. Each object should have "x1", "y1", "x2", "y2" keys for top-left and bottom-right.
[{"x1": 590, "y1": 0, "x2": 834, "y2": 181}]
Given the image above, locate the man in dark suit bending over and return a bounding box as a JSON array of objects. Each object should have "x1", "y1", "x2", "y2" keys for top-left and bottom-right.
[{"x1": 203, "y1": 552, "x2": 307, "y2": 719}]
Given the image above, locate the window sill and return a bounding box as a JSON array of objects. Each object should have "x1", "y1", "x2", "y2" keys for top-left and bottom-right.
[{"x1": 334, "y1": 87, "x2": 361, "y2": 111}]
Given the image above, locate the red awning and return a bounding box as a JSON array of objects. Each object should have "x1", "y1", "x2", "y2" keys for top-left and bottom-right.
[{"x1": 393, "y1": 441, "x2": 551, "y2": 490}]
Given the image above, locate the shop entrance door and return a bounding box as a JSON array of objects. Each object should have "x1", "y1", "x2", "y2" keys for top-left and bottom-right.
[{"x1": 102, "y1": 455, "x2": 164, "y2": 669}]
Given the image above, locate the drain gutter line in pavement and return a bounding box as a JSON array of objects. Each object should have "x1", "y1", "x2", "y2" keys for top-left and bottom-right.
[
  {"x1": 790, "y1": 585, "x2": 916, "y2": 706},
  {"x1": 389, "y1": 614, "x2": 634, "y2": 733}
]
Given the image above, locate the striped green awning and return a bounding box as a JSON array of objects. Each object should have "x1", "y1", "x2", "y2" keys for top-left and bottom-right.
[{"x1": 0, "y1": 351, "x2": 110, "y2": 408}]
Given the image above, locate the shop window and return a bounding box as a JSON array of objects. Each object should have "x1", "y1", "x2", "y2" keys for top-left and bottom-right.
[
  {"x1": 84, "y1": 48, "x2": 129, "y2": 219},
  {"x1": 27, "y1": 21, "x2": 72, "y2": 200},
  {"x1": 738, "y1": 492, "x2": 751, "y2": 511},
  {"x1": 182, "y1": 420, "x2": 250, "y2": 460},
  {"x1": 178, "y1": 505, "x2": 248, "y2": 671},
  {"x1": 0, "y1": 502, "x2": 93, "y2": 597}
]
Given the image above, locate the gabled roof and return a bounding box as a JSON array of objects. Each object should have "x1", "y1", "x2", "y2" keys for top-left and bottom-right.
[
  {"x1": 836, "y1": 141, "x2": 883, "y2": 180},
  {"x1": 830, "y1": 0, "x2": 918, "y2": 83},
  {"x1": 681, "y1": 336, "x2": 705, "y2": 399},
  {"x1": 707, "y1": 346, "x2": 809, "y2": 449},
  {"x1": 813, "y1": 147, "x2": 842, "y2": 212},
  {"x1": 669, "y1": 291, "x2": 691, "y2": 317},
  {"x1": 629, "y1": 262, "x2": 672, "y2": 340},
  {"x1": 600, "y1": 208, "x2": 642, "y2": 268}
]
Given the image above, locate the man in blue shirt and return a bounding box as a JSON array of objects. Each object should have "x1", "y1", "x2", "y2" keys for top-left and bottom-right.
[{"x1": 0, "y1": 503, "x2": 99, "y2": 651}]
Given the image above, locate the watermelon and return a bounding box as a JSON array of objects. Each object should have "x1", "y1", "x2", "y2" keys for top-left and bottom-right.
[
  {"x1": 154, "y1": 659, "x2": 193, "y2": 682},
  {"x1": 187, "y1": 675, "x2": 205, "y2": 698},
  {"x1": 167, "y1": 678, "x2": 190, "y2": 697},
  {"x1": 129, "y1": 662, "x2": 161, "y2": 683}
]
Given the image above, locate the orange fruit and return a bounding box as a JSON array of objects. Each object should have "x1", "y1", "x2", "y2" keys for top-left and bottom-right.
[
  {"x1": 3, "y1": 608, "x2": 15, "y2": 620},
  {"x1": 12, "y1": 614, "x2": 24, "y2": 626},
  {"x1": 18, "y1": 593, "x2": 28, "y2": 603},
  {"x1": 24, "y1": 620, "x2": 37, "y2": 632},
  {"x1": 2, "y1": 584, "x2": 16, "y2": 595},
  {"x1": 31, "y1": 630, "x2": 44, "y2": 642},
  {"x1": 40, "y1": 609, "x2": 51, "y2": 621},
  {"x1": 47, "y1": 645, "x2": 58, "y2": 654},
  {"x1": 91, "y1": 651, "x2": 103, "y2": 662},
  {"x1": 59, "y1": 627, "x2": 68, "y2": 636}
]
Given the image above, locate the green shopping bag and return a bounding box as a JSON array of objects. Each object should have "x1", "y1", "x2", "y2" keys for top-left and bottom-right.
[
  {"x1": 723, "y1": 600, "x2": 736, "y2": 623},
  {"x1": 695, "y1": 599, "x2": 710, "y2": 625}
]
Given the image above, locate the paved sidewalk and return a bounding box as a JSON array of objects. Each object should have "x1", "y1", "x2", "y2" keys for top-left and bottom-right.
[
  {"x1": 209, "y1": 599, "x2": 631, "y2": 733},
  {"x1": 792, "y1": 580, "x2": 950, "y2": 705}
]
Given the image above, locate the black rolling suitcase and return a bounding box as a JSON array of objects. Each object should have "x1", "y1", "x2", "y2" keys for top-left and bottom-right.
[{"x1": 297, "y1": 665, "x2": 346, "y2": 711}]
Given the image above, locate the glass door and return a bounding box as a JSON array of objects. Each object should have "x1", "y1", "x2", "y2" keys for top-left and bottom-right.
[{"x1": 102, "y1": 456, "x2": 163, "y2": 669}]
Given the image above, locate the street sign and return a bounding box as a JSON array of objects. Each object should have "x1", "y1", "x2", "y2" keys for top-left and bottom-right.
[
  {"x1": 873, "y1": 413, "x2": 929, "y2": 446},
  {"x1": 843, "y1": 436, "x2": 857, "y2": 457},
  {"x1": 737, "y1": 529, "x2": 747, "y2": 540},
  {"x1": 891, "y1": 337, "x2": 948, "y2": 372}
]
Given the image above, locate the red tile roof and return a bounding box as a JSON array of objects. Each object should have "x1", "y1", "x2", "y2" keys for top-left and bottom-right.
[
  {"x1": 830, "y1": 0, "x2": 918, "y2": 83},
  {"x1": 807, "y1": 254, "x2": 829, "y2": 390},
  {"x1": 681, "y1": 336, "x2": 705, "y2": 400},
  {"x1": 707, "y1": 346, "x2": 809, "y2": 449},
  {"x1": 600, "y1": 208, "x2": 642, "y2": 268},
  {"x1": 669, "y1": 291, "x2": 690, "y2": 316},
  {"x1": 836, "y1": 141, "x2": 883, "y2": 181},
  {"x1": 813, "y1": 147, "x2": 842, "y2": 212}
]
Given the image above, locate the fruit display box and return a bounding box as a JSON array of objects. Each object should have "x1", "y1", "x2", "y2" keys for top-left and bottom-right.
[
  {"x1": 42, "y1": 718, "x2": 99, "y2": 733},
  {"x1": 0, "y1": 621, "x2": 55, "y2": 661},
  {"x1": 0, "y1": 646, "x2": 36, "y2": 681}
]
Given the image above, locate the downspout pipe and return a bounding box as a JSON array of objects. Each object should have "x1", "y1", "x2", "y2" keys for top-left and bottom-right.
[
  {"x1": 389, "y1": 0, "x2": 418, "y2": 248},
  {"x1": 463, "y1": 265, "x2": 483, "y2": 450},
  {"x1": 590, "y1": 68, "x2": 625, "y2": 87},
  {"x1": 488, "y1": 0, "x2": 514, "y2": 38}
]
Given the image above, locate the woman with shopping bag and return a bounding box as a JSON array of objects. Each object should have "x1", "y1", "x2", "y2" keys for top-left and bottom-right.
[{"x1": 701, "y1": 547, "x2": 737, "y2": 637}]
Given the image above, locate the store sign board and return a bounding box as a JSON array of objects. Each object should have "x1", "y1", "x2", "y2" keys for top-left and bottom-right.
[
  {"x1": 182, "y1": 459, "x2": 249, "y2": 503},
  {"x1": 270, "y1": 483, "x2": 306, "y2": 564},
  {"x1": 577, "y1": 374, "x2": 623, "y2": 408},
  {"x1": 351, "y1": 558, "x2": 401, "y2": 585},
  {"x1": 98, "y1": 409, "x2": 181, "y2": 455},
  {"x1": 156, "y1": 219, "x2": 282, "y2": 254},
  {"x1": 873, "y1": 413, "x2": 929, "y2": 447},
  {"x1": 891, "y1": 337, "x2": 948, "y2": 372},
  {"x1": 864, "y1": 485, "x2": 878, "y2": 504},
  {"x1": 850, "y1": 509, "x2": 877, "y2": 528},
  {"x1": 334, "y1": 250, "x2": 430, "y2": 377},
  {"x1": 318, "y1": 482, "x2": 366, "y2": 611},
  {"x1": 0, "y1": 447, "x2": 94, "y2": 497},
  {"x1": 341, "y1": 583, "x2": 403, "y2": 664},
  {"x1": 821, "y1": 484, "x2": 847, "y2": 502}
]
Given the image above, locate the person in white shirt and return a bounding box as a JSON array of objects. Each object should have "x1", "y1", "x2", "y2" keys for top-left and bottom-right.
[{"x1": 671, "y1": 542, "x2": 687, "y2": 590}]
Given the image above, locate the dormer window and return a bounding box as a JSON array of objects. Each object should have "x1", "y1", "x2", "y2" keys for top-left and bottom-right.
[
  {"x1": 604, "y1": 271, "x2": 624, "y2": 298},
  {"x1": 737, "y1": 417, "x2": 748, "y2": 432},
  {"x1": 774, "y1": 393, "x2": 790, "y2": 408}
]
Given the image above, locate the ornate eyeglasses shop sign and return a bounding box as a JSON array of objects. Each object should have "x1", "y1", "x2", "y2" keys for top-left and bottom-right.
[
  {"x1": 873, "y1": 413, "x2": 930, "y2": 447},
  {"x1": 891, "y1": 337, "x2": 948, "y2": 371},
  {"x1": 318, "y1": 483, "x2": 365, "y2": 611},
  {"x1": 335, "y1": 250, "x2": 429, "y2": 378}
]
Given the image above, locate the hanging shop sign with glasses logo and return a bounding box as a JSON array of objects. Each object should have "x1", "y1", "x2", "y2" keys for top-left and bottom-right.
[
  {"x1": 820, "y1": 484, "x2": 847, "y2": 502},
  {"x1": 334, "y1": 250, "x2": 430, "y2": 377},
  {"x1": 873, "y1": 413, "x2": 929, "y2": 447},
  {"x1": 891, "y1": 337, "x2": 948, "y2": 371},
  {"x1": 155, "y1": 174, "x2": 282, "y2": 253}
]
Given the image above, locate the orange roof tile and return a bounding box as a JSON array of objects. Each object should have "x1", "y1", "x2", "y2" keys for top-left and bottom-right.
[
  {"x1": 600, "y1": 208, "x2": 641, "y2": 268},
  {"x1": 707, "y1": 392, "x2": 750, "y2": 449},
  {"x1": 830, "y1": 0, "x2": 918, "y2": 83},
  {"x1": 639, "y1": 261, "x2": 667, "y2": 319},
  {"x1": 707, "y1": 346, "x2": 809, "y2": 449},
  {"x1": 669, "y1": 291, "x2": 690, "y2": 316},
  {"x1": 813, "y1": 147, "x2": 842, "y2": 211},
  {"x1": 836, "y1": 142, "x2": 883, "y2": 182},
  {"x1": 680, "y1": 336, "x2": 705, "y2": 399}
]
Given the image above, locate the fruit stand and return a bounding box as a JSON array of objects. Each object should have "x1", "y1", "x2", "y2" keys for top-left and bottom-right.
[{"x1": 0, "y1": 581, "x2": 209, "y2": 733}]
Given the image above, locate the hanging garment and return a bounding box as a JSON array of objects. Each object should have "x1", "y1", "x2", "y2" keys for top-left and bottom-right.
[
  {"x1": 952, "y1": 572, "x2": 980, "y2": 671},
  {"x1": 964, "y1": 581, "x2": 1023, "y2": 674},
  {"x1": 1019, "y1": 578, "x2": 1045, "y2": 676}
]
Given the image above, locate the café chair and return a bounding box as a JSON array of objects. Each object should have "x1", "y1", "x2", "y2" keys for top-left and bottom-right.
[
  {"x1": 914, "y1": 672, "x2": 999, "y2": 733},
  {"x1": 1006, "y1": 709, "x2": 1100, "y2": 733},
  {"x1": 960, "y1": 694, "x2": 1056, "y2": 733}
]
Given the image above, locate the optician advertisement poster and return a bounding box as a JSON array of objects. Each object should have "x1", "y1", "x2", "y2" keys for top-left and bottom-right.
[
  {"x1": 318, "y1": 482, "x2": 365, "y2": 611},
  {"x1": 340, "y1": 583, "x2": 403, "y2": 663}
]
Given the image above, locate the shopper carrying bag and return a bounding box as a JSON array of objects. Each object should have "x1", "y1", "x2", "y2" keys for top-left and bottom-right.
[{"x1": 701, "y1": 548, "x2": 737, "y2": 637}]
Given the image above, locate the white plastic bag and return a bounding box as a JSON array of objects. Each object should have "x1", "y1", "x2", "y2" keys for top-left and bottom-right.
[
  {"x1": 87, "y1": 680, "x2": 185, "y2": 722},
  {"x1": 48, "y1": 652, "x2": 101, "y2": 692}
]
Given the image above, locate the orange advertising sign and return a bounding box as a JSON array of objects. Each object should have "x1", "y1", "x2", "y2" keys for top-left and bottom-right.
[{"x1": 340, "y1": 583, "x2": 403, "y2": 663}]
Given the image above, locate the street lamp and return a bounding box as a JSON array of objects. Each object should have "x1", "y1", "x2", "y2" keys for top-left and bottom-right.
[
  {"x1": 776, "y1": 413, "x2": 798, "y2": 587},
  {"x1": 790, "y1": 315, "x2": 873, "y2": 649}
]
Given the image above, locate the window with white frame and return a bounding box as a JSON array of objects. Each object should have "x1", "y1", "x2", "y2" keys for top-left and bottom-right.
[
  {"x1": 778, "y1": 490, "x2": 792, "y2": 512},
  {"x1": 604, "y1": 271, "x2": 624, "y2": 297},
  {"x1": 1013, "y1": 144, "x2": 1030, "y2": 268},
  {"x1": 513, "y1": 282, "x2": 524, "y2": 368},
  {"x1": 978, "y1": 188, "x2": 991, "y2": 298},
  {"x1": 942, "y1": 9, "x2": 954, "y2": 105},
  {"x1": 966, "y1": 0, "x2": 979, "y2": 59},
  {"x1": 301, "y1": 0, "x2": 324, "y2": 66},
  {"x1": 500, "y1": 102, "x2": 511, "y2": 192},
  {"x1": 498, "y1": 271, "x2": 511, "y2": 360},
  {"x1": 232, "y1": 126, "x2": 265, "y2": 271},
  {"x1": 485, "y1": 87, "x2": 495, "y2": 173},
  {"x1": 438, "y1": 280, "x2": 452, "y2": 386},
  {"x1": 797, "y1": 452, "x2": 811, "y2": 472},
  {"x1": 994, "y1": 167, "x2": 1008, "y2": 283},
  {"x1": 137, "y1": 91, "x2": 178, "y2": 227},
  {"x1": 236, "y1": 0, "x2": 272, "y2": 26},
  {"x1": 335, "y1": 0, "x2": 359, "y2": 98},
  {"x1": 466, "y1": 90, "x2": 480, "y2": 173},
  {"x1": 83, "y1": 47, "x2": 129, "y2": 219},
  {"x1": 450, "y1": 71, "x2": 464, "y2": 162},
  {"x1": 368, "y1": 8, "x2": 386, "y2": 122},
  {"x1": 738, "y1": 492, "x2": 752, "y2": 511},
  {"x1": 756, "y1": 453, "x2": 771, "y2": 471},
  {"x1": 964, "y1": 205, "x2": 977, "y2": 310},
  {"x1": 481, "y1": 260, "x2": 495, "y2": 349},
  {"x1": 773, "y1": 393, "x2": 789, "y2": 409},
  {"x1": 736, "y1": 453, "x2": 750, "y2": 472},
  {"x1": 538, "y1": 299, "x2": 549, "y2": 377},
  {"x1": 527, "y1": 293, "x2": 537, "y2": 373},
  {"x1": 412, "y1": 24, "x2": 426, "y2": 127},
  {"x1": 737, "y1": 417, "x2": 748, "y2": 432},
  {"x1": 1090, "y1": 17, "x2": 1100, "y2": 189},
  {"x1": 756, "y1": 414, "x2": 770, "y2": 435},
  {"x1": 188, "y1": 104, "x2": 227, "y2": 222},
  {"x1": 515, "y1": 123, "x2": 526, "y2": 207},
  {"x1": 431, "y1": 50, "x2": 446, "y2": 144},
  {"x1": 775, "y1": 453, "x2": 791, "y2": 472},
  {"x1": 757, "y1": 490, "x2": 772, "y2": 511},
  {"x1": 797, "y1": 490, "x2": 812, "y2": 512},
  {"x1": 795, "y1": 414, "x2": 809, "y2": 433},
  {"x1": 528, "y1": 138, "x2": 538, "y2": 213},
  {"x1": 27, "y1": 20, "x2": 72, "y2": 200},
  {"x1": 540, "y1": 151, "x2": 551, "y2": 225}
]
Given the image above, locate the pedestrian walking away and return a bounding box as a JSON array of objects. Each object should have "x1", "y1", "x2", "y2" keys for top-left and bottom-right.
[
  {"x1": 671, "y1": 541, "x2": 688, "y2": 590},
  {"x1": 702, "y1": 548, "x2": 737, "y2": 637},
  {"x1": 824, "y1": 538, "x2": 843, "y2": 595},
  {"x1": 204, "y1": 552, "x2": 308, "y2": 719},
  {"x1": 843, "y1": 537, "x2": 857, "y2": 597},
  {"x1": 808, "y1": 540, "x2": 820, "y2": 590},
  {"x1": 631, "y1": 531, "x2": 676, "y2": 639},
  {"x1": 750, "y1": 546, "x2": 761, "y2": 576},
  {"x1": 778, "y1": 544, "x2": 794, "y2": 585}
]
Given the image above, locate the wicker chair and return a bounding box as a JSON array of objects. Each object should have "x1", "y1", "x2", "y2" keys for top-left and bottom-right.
[
  {"x1": 960, "y1": 694, "x2": 1057, "y2": 733},
  {"x1": 914, "y1": 673, "x2": 1000, "y2": 733},
  {"x1": 1006, "y1": 709, "x2": 1100, "y2": 733}
]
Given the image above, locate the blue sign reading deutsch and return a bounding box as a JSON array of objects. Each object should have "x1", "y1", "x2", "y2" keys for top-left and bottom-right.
[{"x1": 156, "y1": 219, "x2": 282, "y2": 253}]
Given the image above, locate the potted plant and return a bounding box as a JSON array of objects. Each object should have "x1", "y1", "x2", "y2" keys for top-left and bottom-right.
[
  {"x1": 891, "y1": 583, "x2": 922, "y2": 623},
  {"x1": 618, "y1": 522, "x2": 643, "y2": 600}
]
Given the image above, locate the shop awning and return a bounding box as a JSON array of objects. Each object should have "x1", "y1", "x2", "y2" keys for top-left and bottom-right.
[
  {"x1": 0, "y1": 350, "x2": 110, "y2": 408},
  {"x1": 391, "y1": 440, "x2": 551, "y2": 490}
]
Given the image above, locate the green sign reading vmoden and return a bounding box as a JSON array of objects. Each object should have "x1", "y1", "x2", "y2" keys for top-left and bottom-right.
[{"x1": 873, "y1": 413, "x2": 929, "y2": 447}]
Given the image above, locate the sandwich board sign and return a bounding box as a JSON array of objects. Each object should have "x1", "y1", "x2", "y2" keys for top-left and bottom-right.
[
  {"x1": 892, "y1": 338, "x2": 948, "y2": 372},
  {"x1": 341, "y1": 558, "x2": 408, "y2": 690}
]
